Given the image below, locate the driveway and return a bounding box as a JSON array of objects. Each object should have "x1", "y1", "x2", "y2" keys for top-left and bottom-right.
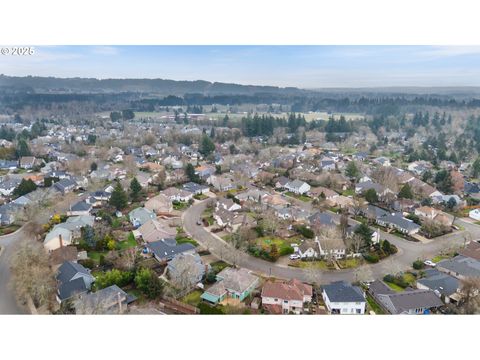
[
  {"x1": 0, "y1": 227, "x2": 27, "y2": 314},
  {"x1": 183, "y1": 199, "x2": 479, "y2": 284}
]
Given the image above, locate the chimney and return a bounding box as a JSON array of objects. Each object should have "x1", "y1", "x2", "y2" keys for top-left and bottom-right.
[{"x1": 59, "y1": 234, "x2": 63, "y2": 249}]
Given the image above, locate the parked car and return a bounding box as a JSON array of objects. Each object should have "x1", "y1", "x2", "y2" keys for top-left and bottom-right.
[
  {"x1": 290, "y1": 253, "x2": 301, "y2": 260},
  {"x1": 196, "y1": 219, "x2": 202, "y2": 225},
  {"x1": 424, "y1": 260, "x2": 437, "y2": 267}
]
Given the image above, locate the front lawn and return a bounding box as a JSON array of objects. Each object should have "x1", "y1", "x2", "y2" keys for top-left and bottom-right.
[
  {"x1": 385, "y1": 281, "x2": 404, "y2": 292},
  {"x1": 431, "y1": 254, "x2": 451, "y2": 263},
  {"x1": 342, "y1": 189, "x2": 355, "y2": 197},
  {"x1": 194, "y1": 193, "x2": 208, "y2": 200},
  {"x1": 173, "y1": 201, "x2": 189, "y2": 210},
  {"x1": 176, "y1": 235, "x2": 199, "y2": 247},
  {"x1": 290, "y1": 260, "x2": 332, "y2": 270},
  {"x1": 285, "y1": 191, "x2": 311, "y2": 202},
  {"x1": 0, "y1": 224, "x2": 21, "y2": 235},
  {"x1": 337, "y1": 257, "x2": 363, "y2": 269}
]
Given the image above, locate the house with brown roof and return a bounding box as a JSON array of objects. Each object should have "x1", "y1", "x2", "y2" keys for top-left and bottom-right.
[
  {"x1": 309, "y1": 186, "x2": 338, "y2": 200},
  {"x1": 144, "y1": 193, "x2": 173, "y2": 214},
  {"x1": 457, "y1": 241, "x2": 480, "y2": 261},
  {"x1": 261, "y1": 279, "x2": 313, "y2": 314},
  {"x1": 415, "y1": 206, "x2": 440, "y2": 220},
  {"x1": 133, "y1": 218, "x2": 177, "y2": 243}
]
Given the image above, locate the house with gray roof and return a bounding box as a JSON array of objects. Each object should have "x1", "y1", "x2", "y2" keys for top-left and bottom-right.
[
  {"x1": 56, "y1": 261, "x2": 95, "y2": 303},
  {"x1": 147, "y1": 238, "x2": 196, "y2": 263},
  {"x1": 417, "y1": 269, "x2": 460, "y2": 304},
  {"x1": 369, "y1": 280, "x2": 443, "y2": 314},
  {"x1": 74, "y1": 285, "x2": 136, "y2": 314},
  {"x1": 67, "y1": 200, "x2": 92, "y2": 216},
  {"x1": 285, "y1": 179, "x2": 311, "y2": 195},
  {"x1": 436, "y1": 255, "x2": 480, "y2": 280},
  {"x1": 53, "y1": 178, "x2": 77, "y2": 193},
  {"x1": 129, "y1": 207, "x2": 156, "y2": 227},
  {"x1": 321, "y1": 281, "x2": 366, "y2": 314}
]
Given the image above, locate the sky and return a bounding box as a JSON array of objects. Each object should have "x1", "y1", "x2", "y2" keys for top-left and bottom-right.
[{"x1": 2, "y1": 45, "x2": 480, "y2": 88}]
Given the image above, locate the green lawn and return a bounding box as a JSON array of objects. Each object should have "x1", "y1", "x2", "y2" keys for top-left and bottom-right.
[
  {"x1": 88, "y1": 250, "x2": 108, "y2": 262},
  {"x1": 403, "y1": 272, "x2": 416, "y2": 285},
  {"x1": 117, "y1": 236, "x2": 137, "y2": 250},
  {"x1": 431, "y1": 255, "x2": 450, "y2": 263},
  {"x1": 337, "y1": 258, "x2": 363, "y2": 269},
  {"x1": 182, "y1": 290, "x2": 203, "y2": 306},
  {"x1": 210, "y1": 260, "x2": 230, "y2": 274},
  {"x1": 285, "y1": 191, "x2": 311, "y2": 202},
  {"x1": 385, "y1": 282, "x2": 404, "y2": 292},
  {"x1": 366, "y1": 294, "x2": 385, "y2": 314},
  {"x1": 194, "y1": 194, "x2": 208, "y2": 200},
  {"x1": 173, "y1": 201, "x2": 189, "y2": 210},
  {"x1": 176, "y1": 236, "x2": 199, "y2": 247},
  {"x1": 256, "y1": 236, "x2": 293, "y2": 255},
  {"x1": 342, "y1": 189, "x2": 355, "y2": 196}
]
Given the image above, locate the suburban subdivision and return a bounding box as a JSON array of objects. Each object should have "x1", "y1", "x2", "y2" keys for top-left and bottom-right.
[{"x1": 2, "y1": 72, "x2": 480, "y2": 315}]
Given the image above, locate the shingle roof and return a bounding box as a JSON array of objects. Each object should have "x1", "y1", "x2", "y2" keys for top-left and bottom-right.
[
  {"x1": 147, "y1": 239, "x2": 195, "y2": 261},
  {"x1": 322, "y1": 281, "x2": 365, "y2": 303},
  {"x1": 437, "y1": 255, "x2": 480, "y2": 278},
  {"x1": 417, "y1": 270, "x2": 459, "y2": 296}
]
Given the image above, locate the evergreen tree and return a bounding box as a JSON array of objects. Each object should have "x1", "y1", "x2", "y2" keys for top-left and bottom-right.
[
  {"x1": 472, "y1": 157, "x2": 480, "y2": 178},
  {"x1": 185, "y1": 163, "x2": 199, "y2": 183},
  {"x1": 13, "y1": 178, "x2": 37, "y2": 197},
  {"x1": 199, "y1": 134, "x2": 215, "y2": 157},
  {"x1": 364, "y1": 188, "x2": 378, "y2": 203},
  {"x1": 16, "y1": 138, "x2": 31, "y2": 157},
  {"x1": 345, "y1": 161, "x2": 360, "y2": 179},
  {"x1": 398, "y1": 183, "x2": 413, "y2": 199},
  {"x1": 109, "y1": 181, "x2": 128, "y2": 210},
  {"x1": 130, "y1": 177, "x2": 142, "y2": 201}
]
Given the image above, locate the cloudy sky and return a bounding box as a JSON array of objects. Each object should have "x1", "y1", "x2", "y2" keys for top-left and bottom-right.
[{"x1": 2, "y1": 45, "x2": 480, "y2": 88}]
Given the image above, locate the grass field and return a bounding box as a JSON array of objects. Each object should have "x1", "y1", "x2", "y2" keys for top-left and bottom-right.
[
  {"x1": 385, "y1": 282, "x2": 404, "y2": 292},
  {"x1": 256, "y1": 236, "x2": 294, "y2": 254},
  {"x1": 117, "y1": 236, "x2": 137, "y2": 251},
  {"x1": 182, "y1": 290, "x2": 203, "y2": 306}
]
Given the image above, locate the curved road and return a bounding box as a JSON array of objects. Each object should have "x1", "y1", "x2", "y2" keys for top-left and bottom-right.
[
  {"x1": 0, "y1": 227, "x2": 27, "y2": 314},
  {"x1": 184, "y1": 199, "x2": 480, "y2": 284}
]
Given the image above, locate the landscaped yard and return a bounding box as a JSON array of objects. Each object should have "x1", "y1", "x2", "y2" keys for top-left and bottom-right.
[
  {"x1": 0, "y1": 224, "x2": 21, "y2": 235},
  {"x1": 431, "y1": 254, "x2": 451, "y2": 263},
  {"x1": 337, "y1": 257, "x2": 363, "y2": 269},
  {"x1": 88, "y1": 250, "x2": 108, "y2": 263},
  {"x1": 182, "y1": 290, "x2": 203, "y2": 306},
  {"x1": 256, "y1": 236, "x2": 293, "y2": 254},
  {"x1": 117, "y1": 236, "x2": 137, "y2": 250},
  {"x1": 173, "y1": 201, "x2": 189, "y2": 210},
  {"x1": 342, "y1": 189, "x2": 355, "y2": 196},
  {"x1": 290, "y1": 260, "x2": 332, "y2": 270},
  {"x1": 176, "y1": 235, "x2": 199, "y2": 247},
  {"x1": 194, "y1": 193, "x2": 208, "y2": 200},
  {"x1": 285, "y1": 191, "x2": 311, "y2": 202},
  {"x1": 384, "y1": 281, "x2": 404, "y2": 292},
  {"x1": 366, "y1": 294, "x2": 385, "y2": 314}
]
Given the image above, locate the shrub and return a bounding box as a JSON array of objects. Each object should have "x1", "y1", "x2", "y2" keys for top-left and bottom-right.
[
  {"x1": 383, "y1": 274, "x2": 395, "y2": 283},
  {"x1": 295, "y1": 225, "x2": 314, "y2": 239},
  {"x1": 95, "y1": 269, "x2": 134, "y2": 289},
  {"x1": 413, "y1": 260, "x2": 425, "y2": 270},
  {"x1": 363, "y1": 253, "x2": 379, "y2": 263},
  {"x1": 134, "y1": 267, "x2": 164, "y2": 299},
  {"x1": 78, "y1": 258, "x2": 94, "y2": 269}
]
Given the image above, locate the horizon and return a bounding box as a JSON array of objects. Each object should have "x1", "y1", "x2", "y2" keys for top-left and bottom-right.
[{"x1": 2, "y1": 45, "x2": 480, "y2": 88}]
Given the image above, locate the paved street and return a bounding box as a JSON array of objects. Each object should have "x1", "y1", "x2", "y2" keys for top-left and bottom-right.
[
  {"x1": 0, "y1": 227, "x2": 27, "y2": 314},
  {"x1": 183, "y1": 199, "x2": 480, "y2": 284}
]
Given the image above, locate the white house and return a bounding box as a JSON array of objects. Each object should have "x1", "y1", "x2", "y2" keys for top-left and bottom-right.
[
  {"x1": 285, "y1": 179, "x2": 311, "y2": 195},
  {"x1": 322, "y1": 281, "x2": 366, "y2": 315},
  {"x1": 469, "y1": 208, "x2": 480, "y2": 221}
]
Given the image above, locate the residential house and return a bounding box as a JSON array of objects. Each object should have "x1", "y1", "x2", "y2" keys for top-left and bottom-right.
[
  {"x1": 322, "y1": 281, "x2": 366, "y2": 314},
  {"x1": 44, "y1": 226, "x2": 74, "y2": 251},
  {"x1": 295, "y1": 239, "x2": 318, "y2": 259},
  {"x1": 469, "y1": 209, "x2": 480, "y2": 221},
  {"x1": 147, "y1": 238, "x2": 196, "y2": 263},
  {"x1": 0, "y1": 203, "x2": 21, "y2": 225},
  {"x1": 369, "y1": 280, "x2": 443, "y2": 314},
  {"x1": 436, "y1": 255, "x2": 480, "y2": 280},
  {"x1": 161, "y1": 187, "x2": 194, "y2": 202},
  {"x1": 417, "y1": 269, "x2": 460, "y2": 304},
  {"x1": 274, "y1": 176, "x2": 290, "y2": 189},
  {"x1": 129, "y1": 207, "x2": 156, "y2": 227},
  {"x1": 0, "y1": 159, "x2": 18, "y2": 170},
  {"x1": 216, "y1": 198, "x2": 241, "y2": 212},
  {"x1": 182, "y1": 181, "x2": 209, "y2": 195},
  {"x1": 261, "y1": 279, "x2": 313, "y2": 314},
  {"x1": 144, "y1": 194, "x2": 173, "y2": 214},
  {"x1": 133, "y1": 218, "x2": 177, "y2": 243},
  {"x1": 53, "y1": 178, "x2": 78, "y2": 194},
  {"x1": 195, "y1": 165, "x2": 215, "y2": 179},
  {"x1": 285, "y1": 179, "x2": 311, "y2": 195},
  {"x1": 317, "y1": 234, "x2": 346, "y2": 259},
  {"x1": 355, "y1": 180, "x2": 394, "y2": 199},
  {"x1": 19, "y1": 156, "x2": 36, "y2": 169},
  {"x1": 372, "y1": 156, "x2": 391, "y2": 167},
  {"x1": 457, "y1": 241, "x2": 480, "y2": 261},
  {"x1": 67, "y1": 200, "x2": 92, "y2": 216},
  {"x1": 74, "y1": 285, "x2": 136, "y2": 314},
  {"x1": 309, "y1": 186, "x2": 338, "y2": 200},
  {"x1": 56, "y1": 261, "x2": 95, "y2": 303},
  {"x1": 0, "y1": 177, "x2": 22, "y2": 196},
  {"x1": 415, "y1": 206, "x2": 440, "y2": 220},
  {"x1": 201, "y1": 267, "x2": 259, "y2": 305},
  {"x1": 167, "y1": 253, "x2": 208, "y2": 288},
  {"x1": 207, "y1": 175, "x2": 234, "y2": 192}
]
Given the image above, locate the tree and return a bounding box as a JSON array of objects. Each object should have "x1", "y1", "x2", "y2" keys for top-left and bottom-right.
[
  {"x1": 435, "y1": 169, "x2": 453, "y2": 193},
  {"x1": 199, "y1": 134, "x2": 215, "y2": 157},
  {"x1": 398, "y1": 183, "x2": 413, "y2": 199},
  {"x1": 110, "y1": 111, "x2": 122, "y2": 121},
  {"x1": 345, "y1": 161, "x2": 360, "y2": 179},
  {"x1": 364, "y1": 188, "x2": 378, "y2": 203},
  {"x1": 16, "y1": 138, "x2": 31, "y2": 157},
  {"x1": 354, "y1": 222, "x2": 373, "y2": 247},
  {"x1": 13, "y1": 178, "x2": 37, "y2": 197},
  {"x1": 472, "y1": 157, "x2": 480, "y2": 178},
  {"x1": 90, "y1": 161, "x2": 98, "y2": 172},
  {"x1": 10, "y1": 238, "x2": 56, "y2": 311},
  {"x1": 129, "y1": 177, "x2": 142, "y2": 202},
  {"x1": 134, "y1": 268, "x2": 164, "y2": 299},
  {"x1": 121, "y1": 109, "x2": 135, "y2": 120},
  {"x1": 210, "y1": 127, "x2": 216, "y2": 139},
  {"x1": 109, "y1": 181, "x2": 128, "y2": 210},
  {"x1": 185, "y1": 163, "x2": 199, "y2": 183}
]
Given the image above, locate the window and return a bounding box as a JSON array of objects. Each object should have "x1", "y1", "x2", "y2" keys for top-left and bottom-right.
[{"x1": 356, "y1": 309, "x2": 361, "y2": 314}]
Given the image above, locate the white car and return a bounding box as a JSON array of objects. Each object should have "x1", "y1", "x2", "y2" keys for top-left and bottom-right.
[
  {"x1": 424, "y1": 260, "x2": 437, "y2": 267},
  {"x1": 290, "y1": 254, "x2": 301, "y2": 260}
]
